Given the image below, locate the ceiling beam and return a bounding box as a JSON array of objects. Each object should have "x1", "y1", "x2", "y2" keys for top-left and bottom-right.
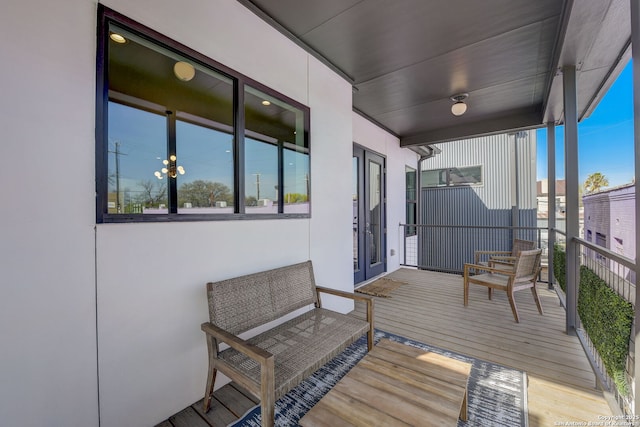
[{"x1": 400, "y1": 111, "x2": 542, "y2": 147}]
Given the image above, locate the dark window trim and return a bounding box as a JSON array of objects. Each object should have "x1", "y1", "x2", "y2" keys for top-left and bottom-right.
[
  {"x1": 421, "y1": 164, "x2": 483, "y2": 188},
  {"x1": 96, "y1": 5, "x2": 310, "y2": 223}
]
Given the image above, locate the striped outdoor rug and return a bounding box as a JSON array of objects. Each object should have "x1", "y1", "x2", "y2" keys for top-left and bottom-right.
[{"x1": 229, "y1": 329, "x2": 528, "y2": 426}]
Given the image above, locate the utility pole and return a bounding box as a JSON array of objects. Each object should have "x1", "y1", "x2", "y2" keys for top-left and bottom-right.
[
  {"x1": 115, "y1": 141, "x2": 121, "y2": 213},
  {"x1": 253, "y1": 173, "x2": 261, "y2": 200},
  {"x1": 108, "y1": 141, "x2": 125, "y2": 213}
]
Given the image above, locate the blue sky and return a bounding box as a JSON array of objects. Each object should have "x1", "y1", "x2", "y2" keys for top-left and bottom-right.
[{"x1": 536, "y1": 61, "x2": 635, "y2": 187}]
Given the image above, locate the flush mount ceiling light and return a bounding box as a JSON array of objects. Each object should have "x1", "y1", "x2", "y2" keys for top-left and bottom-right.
[
  {"x1": 261, "y1": 100, "x2": 271, "y2": 106},
  {"x1": 450, "y1": 93, "x2": 469, "y2": 116},
  {"x1": 173, "y1": 61, "x2": 196, "y2": 82},
  {"x1": 109, "y1": 32, "x2": 126, "y2": 44}
]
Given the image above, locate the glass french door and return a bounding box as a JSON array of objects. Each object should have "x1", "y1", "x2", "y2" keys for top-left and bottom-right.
[{"x1": 353, "y1": 145, "x2": 386, "y2": 285}]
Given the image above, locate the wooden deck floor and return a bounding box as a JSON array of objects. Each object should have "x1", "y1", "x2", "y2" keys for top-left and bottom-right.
[{"x1": 160, "y1": 268, "x2": 612, "y2": 426}]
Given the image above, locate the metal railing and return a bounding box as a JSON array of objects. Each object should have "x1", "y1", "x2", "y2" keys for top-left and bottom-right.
[
  {"x1": 564, "y1": 236, "x2": 636, "y2": 416},
  {"x1": 400, "y1": 224, "x2": 546, "y2": 275}
]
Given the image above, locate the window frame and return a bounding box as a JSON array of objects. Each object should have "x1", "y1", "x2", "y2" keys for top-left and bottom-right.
[
  {"x1": 96, "y1": 5, "x2": 310, "y2": 223},
  {"x1": 421, "y1": 165, "x2": 483, "y2": 188}
]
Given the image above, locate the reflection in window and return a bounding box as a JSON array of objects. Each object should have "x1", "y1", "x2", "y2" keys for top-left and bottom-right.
[
  {"x1": 176, "y1": 119, "x2": 234, "y2": 214},
  {"x1": 106, "y1": 22, "x2": 234, "y2": 217},
  {"x1": 405, "y1": 166, "x2": 417, "y2": 236},
  {"x1": 421, "y1": 169, "x2": 447, "y2": 187},
  {"x1": 283, "y1": 146, "x2": 309, "y2": 214},
  {"x1": 421, "y1": 165, "x2": 482, "y2": 188},
  {"x1": 98, "y1": 10, "x2": 310, "y2": 222},
  {"x1": 369, "y1": 160, "x2": 381, "y2": 265},
  {"x1": 245, "y1": 138, "x2": 278, "y2": 213},
  {"x1": 107, "y1": 102, "x2": 167, "y2": 214},
  {"x1": 244, "y1": 86, "x2": 309, "y2": 214},
  {"x1": 353, "y1": 156, "x2": 359, "y2": 271}
]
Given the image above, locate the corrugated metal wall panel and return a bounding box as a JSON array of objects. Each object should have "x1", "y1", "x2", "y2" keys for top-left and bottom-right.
[
  {"x1": 421, "y1": 130, "x2": 536, "y2": 222},
  {"x1": 418, "y1": 131, "x2": 537, "y2": 272},
  {"x1": 517, "y1": 131, "x2": 537, "y2": 209}
]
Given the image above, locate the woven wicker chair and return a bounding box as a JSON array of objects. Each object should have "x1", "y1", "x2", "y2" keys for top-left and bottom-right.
[
  {"x1": 201, "y1": 261, "x2": 374, "y2": 427},
  {"x1": 474, "y1": 238, "x2": 537, "y2": 272},
  {"x1": 463, "y1": 248, "x2": 543, "y2": 323}
]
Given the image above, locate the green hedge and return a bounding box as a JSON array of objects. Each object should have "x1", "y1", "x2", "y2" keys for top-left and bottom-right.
[
  {"x1": 553, "y1": 246, "x2": 633, "y2": 395},
  {"x1": 577, "y1": 266, "x2": 633, "y2": 395},
  {"x1": 553, "y1": 243, "x2": 566, "y2": 292}
]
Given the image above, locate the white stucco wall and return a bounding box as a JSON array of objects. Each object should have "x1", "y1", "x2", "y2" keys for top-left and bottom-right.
[
  {"x1": 352, "y1": 114, "x2": 419, "y2": 273},
  {"x1": 308, "y1": 58, "x2": 355, "y2": 299},
  {"x1": 1, "y1": 1, "x2": 100, "y2": 426}
]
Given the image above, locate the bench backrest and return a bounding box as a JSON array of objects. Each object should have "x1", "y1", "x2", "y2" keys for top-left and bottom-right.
[{"x1": 206, "y1": 261, "x2": 319, "y2": 335}]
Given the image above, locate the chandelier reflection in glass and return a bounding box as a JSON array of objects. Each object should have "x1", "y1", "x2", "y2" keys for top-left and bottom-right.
[{"x1": 154, "y1": 155, "x2": 185, "y2": 179}]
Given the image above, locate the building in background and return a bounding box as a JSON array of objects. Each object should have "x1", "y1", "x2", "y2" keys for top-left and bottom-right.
[
  {"x1": 536, "y1": 179, "x2": 566, "y2": 218},
  {"x1": 536, "y1": 178, "x2": 573, "y2": 245},
  {"x1": 418, "y1": 131, "x2": 537, "y2": 272},
  {"x1": 583, "y1": 182, "x2": 635, "y2": 284}
]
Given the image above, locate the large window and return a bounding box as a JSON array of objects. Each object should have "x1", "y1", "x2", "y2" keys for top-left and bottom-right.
[
  {"x1": 244, "y1": 86, "x2": 309, "y2": 214},
  {"x1": 421, "y1": 165, "x2": 482, "y2": 188},
  {"x1": 96, "y1": 6, "x2": 310, "y2": 222}
]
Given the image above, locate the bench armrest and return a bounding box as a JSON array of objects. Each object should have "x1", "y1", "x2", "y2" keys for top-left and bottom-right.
[
  {"x1": 315, "y1": 286, "x2": 375, "y2": 351},
  {"x1": 316, "y1": 285, "x2": 372, "y2": 303},
  {"x1": 201, "y1": 322, "x2": 275, "y2": 419},
  {"x1": 201, "y1": 322, "x2": 273, "y2": 363}
]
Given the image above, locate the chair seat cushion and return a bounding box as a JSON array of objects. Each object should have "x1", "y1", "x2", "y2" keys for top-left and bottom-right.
[{"x1": 218, "y1": 308, "x2": 369, "y2": 399}]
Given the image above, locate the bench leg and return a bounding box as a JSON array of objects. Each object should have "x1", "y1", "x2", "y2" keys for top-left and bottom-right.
[
  {"x1": 460, "y1": 389, "x2": 468, "y2": 421},
  {"x1": 203, "y1": 335, "x2": 217, "y2": 413},
  {"x1": 261, "y1": 399, "x2": 274, "y2": 427},
  {"x1": 367, "y1": 299, "x2": 374, "y2": 351},
  {"x1": 203, "y1": 367, "x2": 217, "y2": 413},
  {"x1": 260, "y1": 356, "x2": 275, "y2": 427}
]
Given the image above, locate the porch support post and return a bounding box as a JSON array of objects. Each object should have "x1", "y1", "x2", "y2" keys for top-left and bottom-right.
[
  {"x1": 417, "y1": 157, "x2": 423, "y2": 269},
  {"x1": 563, "y1": 65, "x2": 579, "y2": 336},
  {"x1": 547, "y1": 122, "x2": 556, "y2": 290},
  {"x1": 630, "y1": 0, "x2": 640, "y2": 416},
  {"x1": 511, "y1": 133, "x2": 520, "y2": 234}
]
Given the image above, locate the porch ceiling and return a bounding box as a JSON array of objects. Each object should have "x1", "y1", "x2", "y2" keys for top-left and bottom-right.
[{"x1": 238, "y1": 0, "x2": 631, "y2": 147}]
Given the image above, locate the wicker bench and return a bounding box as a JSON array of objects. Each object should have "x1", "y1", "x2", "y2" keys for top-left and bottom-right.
[{"x1": 201, "y1": 261, "x2": 374, "y2": 427}]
